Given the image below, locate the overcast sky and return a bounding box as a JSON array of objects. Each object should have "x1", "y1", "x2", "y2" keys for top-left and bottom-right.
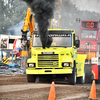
[{"x1": 70, "y1": 0, "x2": 100, "y2": 14}]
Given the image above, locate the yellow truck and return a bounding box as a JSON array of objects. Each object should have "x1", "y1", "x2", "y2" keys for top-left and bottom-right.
[{"x1": 26, "y1": 29, "x2": 87, "y2": 85}]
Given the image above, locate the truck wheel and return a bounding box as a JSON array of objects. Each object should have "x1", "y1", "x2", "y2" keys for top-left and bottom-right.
[
  {"x1": 27, "y1": 74, "x2": 36, "y2": 82},
  {"x1": 77, "y1": 70, "x2": 85, "y2": 84},
  {"x1": 68, "y1": 65, "x2": 77, "y2": 85},
  {"x1": 85, "y1": 64, "x2": 92, "y2": 83}
]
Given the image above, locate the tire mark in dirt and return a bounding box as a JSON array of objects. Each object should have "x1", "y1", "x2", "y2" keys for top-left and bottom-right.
[
  {"x1": 0, "y1": 84, "x2": 51, "y2": 92},
  {"x1": 57, "y1": 93, "x2": 88, "y2": 100}
]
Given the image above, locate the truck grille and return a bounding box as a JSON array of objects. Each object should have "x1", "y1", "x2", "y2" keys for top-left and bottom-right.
[{"x1": 38, "y1": 54, "x2": 59, "y2": 67}]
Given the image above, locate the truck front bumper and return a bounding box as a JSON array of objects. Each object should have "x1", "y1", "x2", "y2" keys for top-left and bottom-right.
[{"x1": 26, "y1": 68, "x2": 73, "y2": 75}]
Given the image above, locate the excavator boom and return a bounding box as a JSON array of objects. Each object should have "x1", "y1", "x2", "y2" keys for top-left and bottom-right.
[{"x1": 21, "y1": 8, "x2": 36, "y2": 41}]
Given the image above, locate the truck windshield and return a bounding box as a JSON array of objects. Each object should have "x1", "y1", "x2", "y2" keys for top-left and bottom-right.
[
  {"x1": 33, "y1": 34, "x2": 72, "y2": 47},
  {"x1": 81, "y1": 29, "x2": 97, "y2": 39}
]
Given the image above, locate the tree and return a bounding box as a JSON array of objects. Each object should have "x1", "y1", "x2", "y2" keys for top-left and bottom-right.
[{"x1": 0, "y1": 0, "x2": 28, "y2": 34}]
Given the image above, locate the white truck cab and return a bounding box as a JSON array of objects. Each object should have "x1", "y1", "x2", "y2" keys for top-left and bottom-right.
[{"x1": 0, "y1": 34, "x2": 21, "y2": 49}]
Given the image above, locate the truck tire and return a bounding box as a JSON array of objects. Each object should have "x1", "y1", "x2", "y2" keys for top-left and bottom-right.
[
  {"x1": 85, "y1": 64, "x2": 92, "y2": 83},
  {"x1": 68, "y1": 63, "x2": 77, "y2": 85},
  {"x1": 27, "y1": 74, "x2": 36, "y2": 82},
  {"x1": 77, "y1": 70, "x2": 85, "y2": 84}
]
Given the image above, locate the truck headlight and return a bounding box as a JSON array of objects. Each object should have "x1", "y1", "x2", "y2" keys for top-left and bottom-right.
[
  {"x1": 62, "y1": 63, "x2": 69, "y2": 67},
  {"x1": 62, "y1": 62, "x2": 72, "y2": 67},
  {"x1": 28, "y1": 63, "x2": 35, "y2": 67}
]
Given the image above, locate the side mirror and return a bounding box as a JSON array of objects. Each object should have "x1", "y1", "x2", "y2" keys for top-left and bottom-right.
[{"x1": 75, "y1": 40, "x2": 80, "y2": 48}]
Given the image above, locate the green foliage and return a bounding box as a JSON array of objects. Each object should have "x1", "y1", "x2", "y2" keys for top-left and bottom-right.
[{"x1": 0, "y1": 0, "x2": 28, "y2": 34}]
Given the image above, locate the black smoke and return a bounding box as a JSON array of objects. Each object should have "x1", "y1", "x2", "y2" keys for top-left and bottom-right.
[{"x1": 21, "y1": 0, "x2": 55, "y2": 48}]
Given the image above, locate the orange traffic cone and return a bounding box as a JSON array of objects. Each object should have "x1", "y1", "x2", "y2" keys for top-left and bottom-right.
[
  {"x1": 48, "y1": 82, "x2": 56, "y2": 100},
  {"x1": 89, "y1": 80, "x2": 97, "y2": 100}
]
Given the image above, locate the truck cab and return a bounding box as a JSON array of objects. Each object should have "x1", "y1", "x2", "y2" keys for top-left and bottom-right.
[
  {"x1": 77, "y1": 20, "x2": 100, "y2": 82},
  {"x1": 26, "y1": 29, "x2": 86, "y2": 85},
  {"x1": 77, "y1": 20, "x2": 99, "y2": 63}
]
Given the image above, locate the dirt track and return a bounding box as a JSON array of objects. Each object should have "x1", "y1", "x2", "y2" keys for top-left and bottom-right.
[{"x1": 0, "y1": 74, "x2": 100, "y2": 100}]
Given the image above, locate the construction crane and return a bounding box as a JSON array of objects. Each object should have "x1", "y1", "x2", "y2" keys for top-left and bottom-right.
[
  {"x1": 21, "y1": 8, "x2": 36, "y2": 54},
  {"x1": 12, "y1": 8, "x2": 36, "y2": 67},
  {"x1": 50, "y1": 0, "x2": 62, "y2": 29},
  {"x1": 21, "y1": 8, "x2": 36, "y2": 68}
]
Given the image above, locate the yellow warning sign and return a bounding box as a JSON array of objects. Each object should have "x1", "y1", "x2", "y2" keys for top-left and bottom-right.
[{"x1": 2, "y1": 58, "x2": 8, "y2": 64}]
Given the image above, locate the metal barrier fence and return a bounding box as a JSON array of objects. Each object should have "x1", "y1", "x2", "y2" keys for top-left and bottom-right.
[{"x1": 0, "y1": 49, "x2": 20, "y2": 68}]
